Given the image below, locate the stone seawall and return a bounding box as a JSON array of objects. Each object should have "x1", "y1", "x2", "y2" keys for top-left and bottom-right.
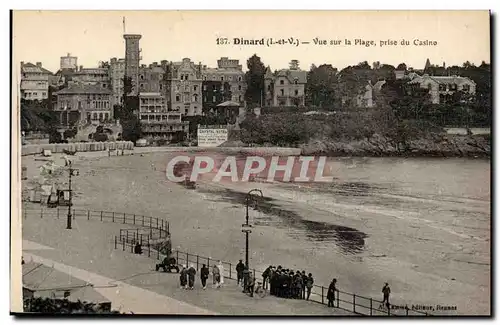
[
  {"x1": 133, "y1": 146, "x2": 302, "y2": 156},
  {"x1": 21, "y1": 141, "x2": 134, "y2": 156}
]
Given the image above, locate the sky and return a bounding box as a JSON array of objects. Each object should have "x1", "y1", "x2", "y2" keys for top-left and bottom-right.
[{"x1": 13, "y1": 10, "x2": 490, "y2": 74}]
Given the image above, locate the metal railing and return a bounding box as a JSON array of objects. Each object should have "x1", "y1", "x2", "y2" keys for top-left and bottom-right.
[
  {"x1": 114, "y1": 236, "x2": 430, "y2": 316},
  {"x1": 22, "y1": 206, "x2": 170, "y2": 239},
  {"x1": 23, "y1": 205, "x2": 428, "y2": 316}
]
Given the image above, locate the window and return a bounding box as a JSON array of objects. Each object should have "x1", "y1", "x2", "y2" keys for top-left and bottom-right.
[
  {"x1": 294, "y1": 80, "x2": 298, "y2": 85},
  {"x1": 99, "y1": 113, "x2": 104, "y2": 120},
  {"x1": 228, "y1": 76, "x2": 232, "y2": 81},
  {"x1": 140, "y1": 83, "x2": 144, "y2": 88},
  {"x1": 280, "y1": 80, "x2": 284, "y2": 85},
  {"x1": 450, "y1": 83, "x2": 457, "y2": 91},
  {"x1": 78, "y1": 101, "x2": 82, "y2": 109},
  {"x1": 193, "y1": 94, "x2": 198, "y2": 102},
  {"x1": 185, "y1": 85, "x2": 190, "y2": 91},
  {"x1": 185, "y1": 75, "x2": 189, "y2": 80},
  {"x1": 295, "y1": 90, "x2": 299, "y2": 96},
  {"x1": 280, "y1": 89, "x2": 284, "y2": 96},
  {"x1": 194, "y1": 85, "x2": 198, "y2": 91},
  {"x1": 203, "y1": 76, "x2": 207, "y2": 80},
  {"x1": 104, "y1": 113, "x2": 109, "y2": 120},
  {"x1": 93, "y1": 113, "x2": 97, "y2": 120},
  {"x1": 267, "y1": 85, "x2": 271, "y2": 91},
  {"x1": 239, "y1": 95, "x2": 242, "y2": 102},
  {"x1": 160, "y1": 84, "x2": 163, "y2": 90},
  {"x1": 176, "y1": 95, "x2": 180, "y2": 102},
  {"x1": 42, "y1": 92, "x2": 47, "y2": 97},
  {"x1": 439, "y1": 84, "x2": 446, "y2": 91},
  {"x1": 238, "y1": 76, "x2": 242, "y2": 82},
  {"x1": 103, "y1": 83, "x2": 107, "y2": 88},
  {"x1": 213, "y1": 85, "x2": 217, "y2": 91},
  {"x1": 203, "y1": 85, "x2": 207, "y2": 91},
  {"x1": 140, "y1": 75, "x2": 144, "y2": 80},
  {"x1": 213, "y1": 96, "x2": 216, "y2": 103},
  {"x1": 176, "y1": 85, "x2": 180, "y2": 91},
  {"x1": 238, "y1": 85, "x2": 242, "y2": 91},
  {"x1": 221, "y1": 76, "x2": 224, "y2": 81},
  {"x1": 33, "y1": 92, "x2": 38, "y2": 96},
  {"x1": 462, "y1": 84, "x2": 471, "y2": 92}
]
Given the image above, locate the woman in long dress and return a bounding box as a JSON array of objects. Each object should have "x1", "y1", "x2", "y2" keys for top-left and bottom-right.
[{"x1": 217, "y1": 261, "x2": 224, "y2": 288}]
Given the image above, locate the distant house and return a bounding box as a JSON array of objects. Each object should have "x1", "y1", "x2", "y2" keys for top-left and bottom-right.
[
  {"x1": 408, "y1": 74, "x2": 476, "y2": 104},
  {"x1": 20, "y1": 62, "x2": 53, "y2": 101},
  {"x1": 264, "y1": 60, "x2": 307, "y2": 107}
]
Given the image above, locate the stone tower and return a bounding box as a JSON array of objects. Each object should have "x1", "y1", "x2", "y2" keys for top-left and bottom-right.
[{"x1": 123, "y1": 34, "x2": 142, "y2": 96}]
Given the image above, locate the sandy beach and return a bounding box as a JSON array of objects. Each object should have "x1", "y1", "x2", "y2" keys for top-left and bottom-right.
[{"x1": 21, "y1": 150, "x2": 490, "y2": 315}]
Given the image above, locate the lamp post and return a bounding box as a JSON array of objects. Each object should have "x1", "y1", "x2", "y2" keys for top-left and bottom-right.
[
  {"x1": 242, "y1": 189, "x2": 263, "y2": 269},
  {"x1": 66, "y1": 159, "x2": 79, "y2": 229}
]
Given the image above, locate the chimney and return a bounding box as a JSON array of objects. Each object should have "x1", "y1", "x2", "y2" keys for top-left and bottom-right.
[
  {"x1": 36, "y1": 62, "x2": 42, "y2": 67},
  {"x1": 20, "y1": 61, "x2": 24, "y2": 66},
  {"x1": 289, "y1": 60, "x2": 299, "y2": 70},
  {"x1": 79, "y1": 65, "x2": 83, "y2": 71}
]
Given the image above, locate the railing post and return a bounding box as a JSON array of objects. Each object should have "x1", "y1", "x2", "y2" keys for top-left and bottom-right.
[
  {"x1": 229, "y1": 263, "x2": 232, "y2": 279},
  {"x1": 122, "y1": 239, "x2": 125, "y2": 251},
  {"x1": 149, "y1": 216, "x2": 152, "y2": 227},
  {"x1": 156, "y1": 218, "x2": 158, "y2": 229},
  {"x1": 196, "y1": 255, "x2": 199, "y2": 270},
  {"x1": 133, "y1": 214, "x2": 136, "y2": 225},
  {"x1": 337, "y1": 290, "x2": 339, "y2": 308},
  {"x1": 157, "y1": 247, "x2": 160, "y2": 260},
  {"x1": 140, "y1": 234, "x2": 143, "y2": 245},
  {"x1": 112, "y1": 212, "x2": 115, "y2": 223},
  {"x1": 114, "y1": 236, "x2": 117, "y2": 249},
  {"x1": 321, "y1": 286, "x2": 324, "y2": 304},
  {"x1": 186, "y1": 253, "x2": 189, "y2": 266},
  {"x1": 388, "y1": 304, "x2": 391, "y2": 316},
  {"x1": 406, "y1": 306, "x2": 409, "y2": 316},
  {"x1": 131, "y1": 242, "x2": 134, "y2": 253},
  {"x1": 56, "y1": 208, "x2": 59, "y2": 219},
  {"x1": 100, "y1": 211, "x2": 103, "y2": 221},
  {"x1": 142, "y1": 215, "x2": 144, "y2": 226},
  {"x1": 176, "y1": 250, "x2": 179, "y2": 263},
  {"x1": 87, "y1": 210, "x2": 90, "y2": 220},
  {"x1": 353, "y1": 294, "x2": 356, "y2": 313},
  {"x1": 148, "y1": 242, "x2": 151, "y2": 257},
  {"x1": 208, "y1": 257, "x2": 210, "y2": 269},
  {"x1": 73, "y1": 209, "x2": 75, "y2": 219},
  {"x1": 370, "y1": 298, "x2": 373, "y2": 316},
  {"x1": 123, "y1": 213, "x2": 126, "y2": 224},
  {"x1": 40, "y1": 209, "x2": 43, "y2": 218}
]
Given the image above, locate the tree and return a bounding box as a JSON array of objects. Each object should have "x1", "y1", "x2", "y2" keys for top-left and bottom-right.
[
  {"x1": 244, "y1": 54, "x2": 266, "y2": 107},
  {"x1": 306, "y1": 64, "x2": 338, "y2": 109},
  {"x1": 396, "y1": 63, "x2": 407, "y2": 70}
]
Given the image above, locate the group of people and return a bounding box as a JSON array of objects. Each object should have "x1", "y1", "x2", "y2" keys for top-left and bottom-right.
[
  {"x1": 259, "y1": 265, "x2": 316, "y2": 300},
  {"x1": 161, "y1": 256, "x2": 392, "y2": 309},
  {"x1": 178, "y1": 261, "x2": 225, "y2": 290}
]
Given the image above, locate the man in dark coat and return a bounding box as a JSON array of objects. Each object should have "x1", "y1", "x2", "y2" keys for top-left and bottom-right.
[
  {"x1": 382, "y1": 282, "x2": 391, "y2": 309},
  {"x1": 305, "y1": 273, "x2": 314, "y2": 301},
  {"x1": 262, "y1": 265, "x2": 272, "y2": 290},
  {"x1": 200, "y1": 264, "x2": 209, "y2": 290},
  {"x1": 301, "y1": 271, "x2": 307, "y2": 299},
  {"x1": 236, "y1": 260, "x2": 245, "y2": 285},
  {"x1": 180, "y1": 265, "x2": 188, "y2": 289},
  {"x1": 187, "y1": 264, "x2": 196, "y2": 289},
  {"x1": 327, "y1": 278, "x2": 337, "y2": 307}
]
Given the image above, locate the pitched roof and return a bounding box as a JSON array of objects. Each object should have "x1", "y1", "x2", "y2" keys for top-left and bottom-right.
[
  {"x1": 217, "y1": 101, "x2": 241, "y2": 107},
  {"x1": 54, "y1": 83, "x2": 111, "y2": 95},
  {"x1": 22, "y1": 262, "x2": 109, "y2": 303},
  {"x1": 21, "y1": 62, "x2": 53, "y2": 75},
  {"x1": 275, "y1": 69, "x2": 307, "y2": 84},
  {"x1": 408, "y1": 75, "x2": 475, "y2": 85}
]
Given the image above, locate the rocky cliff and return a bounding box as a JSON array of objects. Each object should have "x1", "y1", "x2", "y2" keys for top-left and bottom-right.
[{"x1": 300, "y1": 133, "x2": 490, "y2": 158}]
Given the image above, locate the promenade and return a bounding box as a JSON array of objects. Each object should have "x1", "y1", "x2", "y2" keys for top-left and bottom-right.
[{"x1": 21, "y1": 213, "x2": 351, "y2": 315}]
